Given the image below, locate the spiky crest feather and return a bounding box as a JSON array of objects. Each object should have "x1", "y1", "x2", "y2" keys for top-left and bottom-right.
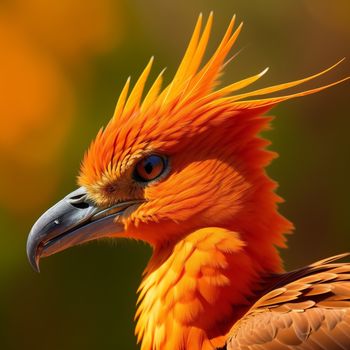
[{"x1": 79, "y1": 13, "x2": 346, "y2": 189}]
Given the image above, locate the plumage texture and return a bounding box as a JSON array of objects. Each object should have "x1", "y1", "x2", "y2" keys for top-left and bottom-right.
[
  {"x1": 77, "y1": 13, "x2": 349, "y2": 350},
  {"x1": 227, "y1": 254, "x2": 350, "y2": 350}
]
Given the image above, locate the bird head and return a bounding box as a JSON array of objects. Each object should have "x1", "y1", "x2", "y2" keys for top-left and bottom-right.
[{"x1": 27, "y1": 13, "x2": 346, "y2": 272}]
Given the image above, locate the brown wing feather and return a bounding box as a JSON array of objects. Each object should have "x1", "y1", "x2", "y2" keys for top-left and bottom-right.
[{"x1": 224, "y1": 254, "x2": 350, "y2": 350}]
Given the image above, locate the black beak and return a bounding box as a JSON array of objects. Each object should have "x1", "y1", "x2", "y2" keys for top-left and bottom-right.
[{"x1": 26, "y1": 187, "x2": 142, "y2": 272}]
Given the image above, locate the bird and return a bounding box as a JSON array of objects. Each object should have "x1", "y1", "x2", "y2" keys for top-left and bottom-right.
[{"x1": 27, "y1": 13, "x2": 350, "y2": 350}]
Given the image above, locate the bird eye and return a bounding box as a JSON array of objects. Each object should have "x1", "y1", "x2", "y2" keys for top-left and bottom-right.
[{"x1": 133, "y1": 155, "x2": 167, "y2": 182}]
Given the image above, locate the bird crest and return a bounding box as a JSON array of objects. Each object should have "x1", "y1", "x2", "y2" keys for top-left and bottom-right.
[{"x1": 78, "y1": 12, "x2": 346, "y2": 199}]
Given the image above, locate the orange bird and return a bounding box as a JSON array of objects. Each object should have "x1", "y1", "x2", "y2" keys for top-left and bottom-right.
[{"x1": 27, "y1": 14, "x2": 350, "y2": 350}]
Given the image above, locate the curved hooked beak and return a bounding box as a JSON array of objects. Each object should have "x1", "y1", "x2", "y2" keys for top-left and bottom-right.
[{"x1": 26, "y1": 187, "x2": 142, "y2": 272}]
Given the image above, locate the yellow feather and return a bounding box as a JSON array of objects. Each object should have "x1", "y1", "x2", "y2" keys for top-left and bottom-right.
[
  {"x1": 141, "y1": 68, "x2": 166, "y2": 112},
  {"x1": 230, "y1": 76, "x2": 350, "y2": 109},
  {"x1": 204, "y1": 67, "x2": 269, "y2": 101},
  {"x1": 124, "y1": 56, "x2": 154, "y2": 115},
  {"x1": 194, "y1": 15, "x2": 237, "y2": 77},
  {"x1": 161, "y1": 13, "x2": 213, "y2": 104},
  {"x1": 183, "y1": 20, "x2": 242, "y2": 103},
  {"x1": 112, "y1": 76, "x2": 130, "y2": 120},
  {"x1": 184, "y1": 11, "x2": 213, "y2": 81},
  {"x1": 230, "y1": 58, "x2": 345, "y2": 102},
  {"x1": 171, "y1": 13, "x2": 203, "y2": 85}
]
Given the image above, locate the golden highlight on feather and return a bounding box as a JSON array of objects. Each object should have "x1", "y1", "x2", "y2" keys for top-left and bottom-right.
[
  {"x1": 205, "y1": 67, "x2": 269, "y2": 101},
  {"x1": 113, "y1": 76, "x2": 130, "y2": 120},
  {"x1": 141, "y1": 68, "x2": 166, "y2": 113},
  {"x1": 171, "y1": 13, "x2": 205, "y2": 88},
  {"x1": 123, "y1": 56, "x2": 154, "y2": 116}
]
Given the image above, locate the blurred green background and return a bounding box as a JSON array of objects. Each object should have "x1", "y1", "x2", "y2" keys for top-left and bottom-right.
[{"x1": 0, "y1": 0, "x2": 349, "y2": 349}]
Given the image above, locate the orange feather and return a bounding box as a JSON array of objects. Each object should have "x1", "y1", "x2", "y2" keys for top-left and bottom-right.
[{"x1": 76, "y1": 14, "x2": 349, "y2": 350}]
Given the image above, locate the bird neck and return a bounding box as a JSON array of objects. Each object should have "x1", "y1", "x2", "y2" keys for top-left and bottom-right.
[{"x1": 135, "y1": 227, "x2": 281, "y2": 350}]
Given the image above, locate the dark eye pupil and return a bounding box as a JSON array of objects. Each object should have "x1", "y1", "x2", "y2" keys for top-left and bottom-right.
[
  {"x1": 144, "y1": 161, "x2": 153, "y2": 174},
  {"x1": 134, "y1": 155, "x2": 167, "y2": 182}
]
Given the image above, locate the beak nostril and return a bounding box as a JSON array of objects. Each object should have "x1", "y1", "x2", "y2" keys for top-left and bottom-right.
[
  {"x1": 66, "y1": 188, "x2": 90, "y2": 209},
  {"x1": 69, "y1": 201, "x2": 90, "y2": 209}
]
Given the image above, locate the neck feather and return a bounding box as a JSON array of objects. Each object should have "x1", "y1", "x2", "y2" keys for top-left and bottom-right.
[{"x1": 135, "y1": 227, "x2": 280, "y2": 350}]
